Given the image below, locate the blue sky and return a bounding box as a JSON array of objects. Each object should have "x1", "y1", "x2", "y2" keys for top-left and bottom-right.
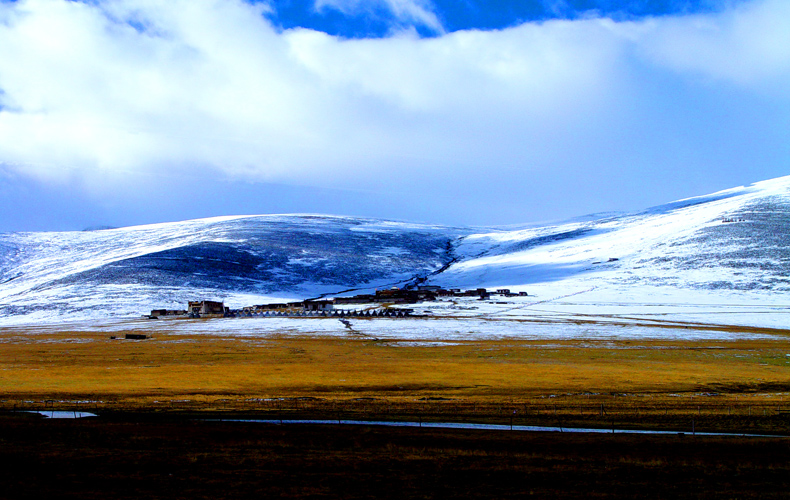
[
  {"x1": 269, "y1": 0, "x2": 736, "y2": 37},
  {"x1": 0, "y1": 0, "x2": 788, "y2": 231}
]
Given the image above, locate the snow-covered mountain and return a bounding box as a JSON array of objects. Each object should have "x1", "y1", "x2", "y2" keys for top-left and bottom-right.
[
  {"x1": 432, "y1": 176, "x2": 790, "y2": 293},
  {"x1": 1, "y1": 176, "x2": 789, "y2": 325},
  {"x1": 0, "y1": 215, "x2": 468, "y2": 324}
]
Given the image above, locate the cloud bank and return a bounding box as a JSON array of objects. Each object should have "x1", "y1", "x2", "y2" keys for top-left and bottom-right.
[{"x1": 0, "y1": 0, "x2": 788, "y2": 222}]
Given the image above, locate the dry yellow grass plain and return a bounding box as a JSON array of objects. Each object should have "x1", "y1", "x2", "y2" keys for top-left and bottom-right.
[{"x1": 2, "y1": 321, "x2": 790, "y2": 421}]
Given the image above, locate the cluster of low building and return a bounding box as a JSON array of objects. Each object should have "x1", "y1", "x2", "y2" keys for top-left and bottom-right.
[
  {"x1": 148, "y1": 286, "x2": 527, "y2": 319},
  {"x1": 334, "y1": 286, "x2": 528, "y2": 305}
]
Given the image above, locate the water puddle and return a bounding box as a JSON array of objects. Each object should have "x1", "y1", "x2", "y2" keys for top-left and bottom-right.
[
  {"x1": 31, "y1": 411, "x2": 97, "y2": 419},
  {"x1": 205, "y1": 419, "x2": 787, "y2": 438}
]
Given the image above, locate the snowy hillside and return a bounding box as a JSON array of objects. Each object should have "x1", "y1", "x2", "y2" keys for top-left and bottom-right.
[
  {"x1": 0, "y1": 176, "x2": 789, "y2": 326},
  {"x1": 0, "y1": 215, "x2": 467, "y2": 324},
  {"x1": 433, "y1": 176, "x2": 790, "y2": 293},
  {"x1": 422, "y1": 176, "x2": 790, "y2": 331}
]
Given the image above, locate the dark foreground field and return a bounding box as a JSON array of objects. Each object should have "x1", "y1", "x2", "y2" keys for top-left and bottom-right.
[{"x1": 1, "y1": 413, "x2": 789, "y2": 499}]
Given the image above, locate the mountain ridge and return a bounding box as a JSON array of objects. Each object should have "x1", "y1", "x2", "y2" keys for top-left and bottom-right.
[{"x1": 1, "y1": 176, "x2": 789, "y2": 325}]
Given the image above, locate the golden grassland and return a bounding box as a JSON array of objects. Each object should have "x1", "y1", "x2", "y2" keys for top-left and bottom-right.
[{"x1": 2, "y1": 322, "x2": 790, "y2": 422}]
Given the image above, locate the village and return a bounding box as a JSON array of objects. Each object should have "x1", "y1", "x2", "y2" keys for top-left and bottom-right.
[{"x1": 148, "y1": 286, "x2": 529, "y2": 319}]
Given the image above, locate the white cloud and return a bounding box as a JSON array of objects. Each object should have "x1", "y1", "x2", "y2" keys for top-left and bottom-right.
[
  {"x1": 285, "y1": 20, "x2": 621, "y2": 113},
  {"x1": 313, "y1": 0, "x2": 444, "y2": 33},
  {"x1": 636, "y1": 0, "x2": 790, "y2": 90},
  {"x1": 0, "y1": 0, "x2": 787, "y2": 200}
]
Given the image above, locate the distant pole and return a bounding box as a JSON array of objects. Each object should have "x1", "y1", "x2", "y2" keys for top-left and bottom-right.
[{"x1": 692, "y1": 418, "x2": 695, "y2": 436}]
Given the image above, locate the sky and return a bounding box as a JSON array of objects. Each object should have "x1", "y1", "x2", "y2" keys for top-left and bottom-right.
[{"x1": 0, "y1": 0, "x2": 788, "y2": 232}]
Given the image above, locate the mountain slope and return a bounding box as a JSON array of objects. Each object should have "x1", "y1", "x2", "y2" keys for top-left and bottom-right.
[
  {"x1": 0, "y1": 215, "x2": 467, "y2": 323},
  {"x1": 432, "y1": 176, "x2": 790, "y2": 293},
  {"x1": 0, "y1": 176, "x2": 789, "y2": 325}
]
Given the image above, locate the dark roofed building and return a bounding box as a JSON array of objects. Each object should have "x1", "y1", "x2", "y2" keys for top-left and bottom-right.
[{"x1": 188, "y1": 300, "x2": 226, "y2": 317}]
